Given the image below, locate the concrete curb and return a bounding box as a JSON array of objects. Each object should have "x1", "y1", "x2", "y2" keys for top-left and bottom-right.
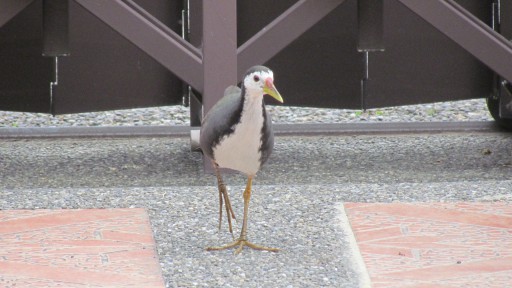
[
  {"x1": 0, "y1": 121, "x2": 503, "y2": 139},
  {"x1": 337, "y1": 203, "x2": 372, "y2": 288}
]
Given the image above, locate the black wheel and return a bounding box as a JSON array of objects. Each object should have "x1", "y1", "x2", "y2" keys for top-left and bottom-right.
[{"x1": 487, "y1": 93, "x2": 512, "y2": 130}]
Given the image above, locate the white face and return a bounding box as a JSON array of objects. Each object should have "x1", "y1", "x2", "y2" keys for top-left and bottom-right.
[{"x1": 243, "y1": 70, "x2": 274, "y2": 95}]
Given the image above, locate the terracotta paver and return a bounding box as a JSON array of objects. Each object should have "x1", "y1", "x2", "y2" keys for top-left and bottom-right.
[
  {"x1": 0, "y1": 208, "x2": 164, "y2": 287},
  {"x1": 344, "y1": 202, "x2": 512, "y2": 288}
]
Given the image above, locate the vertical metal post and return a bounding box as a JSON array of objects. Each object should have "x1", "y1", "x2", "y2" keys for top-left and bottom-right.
[
  {"x1": 358, "y1": 0, "x2": 383, "y2": 110},
  {"x1": 357, "y1": 0, "x2": 384, "y2": 52},
  {"x1": 496, "y1": 0, "x2": 512, "y2": 119},
  {"x1": 187, "y1": 0, "x2": 202, "y2": 129},
  {"x1": 42, "y1": 0, "x2": 69, "y2": 56},
  {"x1": 43, "y1": 0, "x2": 69, "y2": 115},
  {"x1": 199, "y1": 0, "x2": 237, "y2": 168},
  {"x1": 202, "y1": 0, "x2": 237, "y2": 115}
]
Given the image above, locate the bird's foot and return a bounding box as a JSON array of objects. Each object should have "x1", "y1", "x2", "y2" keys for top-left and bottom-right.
[{"x1": 206, "y1": 238, "x2": 279, "y2": 255}]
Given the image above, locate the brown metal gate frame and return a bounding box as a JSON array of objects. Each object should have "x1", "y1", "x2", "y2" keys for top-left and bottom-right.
[
  {"x1": 2, "y1": 0, "x2": 512, "y2": 123},
  {"x1": 71, "y1": 0, "x2": 349, "y2": 119}
]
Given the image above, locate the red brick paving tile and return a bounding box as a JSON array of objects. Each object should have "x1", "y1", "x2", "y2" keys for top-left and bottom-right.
[
  {"x1": 344, "y1": 202, "x2": 512, "y2": 288},
  {"x1": 350, "y1": 203, "x2": 512, "y2": 229},
  {"x1": 355, "y1": 226, "x2": 403, "y2": 242},
  {"x1": 0, "y1": 209, "x2": 138, "y2": 234},
  {"x1": 380, "y1": 256, "x2": 512, "y2": 281},
  {"x1": 374, "y1": 236, "x2": 465, "y2": 250},
  {"x1": 358, "y1": 243, "x2": 414, "y2": 258},
  {"x1": 0, "y1": 208, "x2": 164, "y2": 287},
  {"x1": 101, "y1": 230, "x2": 155, "y2": 244}
]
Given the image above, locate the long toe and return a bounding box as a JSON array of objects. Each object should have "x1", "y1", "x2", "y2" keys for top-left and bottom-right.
[{"x1": 206, "y1": 238, "x2": 279, "y2": 255}]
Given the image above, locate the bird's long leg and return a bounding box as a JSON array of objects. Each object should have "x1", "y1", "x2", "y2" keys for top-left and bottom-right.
[
  {"x1": 207, "y1": 176, "x2": 279, "y2": 254},
  {"x1": 212, "y1": 161, "x2": 236, "y2": 237}
]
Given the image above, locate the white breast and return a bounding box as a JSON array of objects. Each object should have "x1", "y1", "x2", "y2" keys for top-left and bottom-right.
[{"x1": 213, "y1": 95, "x2": 264, "y2": 176}]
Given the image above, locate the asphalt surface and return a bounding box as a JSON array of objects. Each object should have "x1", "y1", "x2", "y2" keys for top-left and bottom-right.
[{"x1": 1, "y1": 124, "x2": 512, "y2": 287}]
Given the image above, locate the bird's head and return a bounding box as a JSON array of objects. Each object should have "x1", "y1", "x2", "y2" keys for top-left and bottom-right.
[{"x1": 243, "y1": 66, "x2": 284, "y2": 103}]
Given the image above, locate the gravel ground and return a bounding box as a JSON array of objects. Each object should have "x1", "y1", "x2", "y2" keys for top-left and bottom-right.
[
  {"x1": 2, "y1": 134, "x2": 512, "y2": 189},
  {"x1": 0, "y1": 98, "x2": 493, "y2": 128},
  {"x1": 0, "y1": 97, "x2": 508, "y2": 287},
  {"x1": 1, "y1": 134, "x2": 512, "y2": 287}
]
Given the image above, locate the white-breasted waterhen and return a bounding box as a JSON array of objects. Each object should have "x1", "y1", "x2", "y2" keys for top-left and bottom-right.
[{"x1": 200, "y1": 66, "x2": 283, "y2": 254}]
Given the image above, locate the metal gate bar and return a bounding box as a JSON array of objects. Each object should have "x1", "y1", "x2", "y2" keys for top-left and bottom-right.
[
  {"x1": 201, "y1": 0, "x2": 237, "y2": 113},
  {"x1": 75, "y1": 0, "x2": 512, "y2": 112},
  {"x1": 2, "y1": 0, "x2": 512, "y2": 120},
  {"x1": 398, "y1": 0, "x2": 512, "y2": 83},
  {"x1": 76, "y1": 0, "x2": 345, "y2": 113}
]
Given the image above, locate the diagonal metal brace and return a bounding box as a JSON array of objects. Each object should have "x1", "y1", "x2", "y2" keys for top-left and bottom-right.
[
  {"x1": 237, "y1": 0, "x2": 347, "y2": 81},
  {"x1": 74, "y1": 0, "x2": 203, "y2": 92},
  {"x1": 398, "y1": 0, "x2": 512, "y2": 83},
  {"x1": 0, "y1": 0, "x2": 35, "y2": 28}
]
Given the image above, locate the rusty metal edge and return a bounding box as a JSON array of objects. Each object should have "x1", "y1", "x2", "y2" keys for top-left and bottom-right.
[{"x1": 0, "y1": 122, "x2": 504, "y2": 139}]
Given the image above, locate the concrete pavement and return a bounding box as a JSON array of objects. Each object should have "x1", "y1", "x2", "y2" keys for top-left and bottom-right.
[{"x1": 1, "y1": 125, "x2": 511, "y2": 287}]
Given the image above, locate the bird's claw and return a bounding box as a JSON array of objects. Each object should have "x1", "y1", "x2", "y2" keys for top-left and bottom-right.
[{"x1": 206, "y1": 238, "x2": 279, "y2": 255}]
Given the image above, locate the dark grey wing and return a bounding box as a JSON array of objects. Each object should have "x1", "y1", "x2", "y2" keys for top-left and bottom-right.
[
  {"x1": 259, "y1": 104, "x2": 274, "y2": 166},
  {"x1": 200, "y1": 86, "x2": 244, "y2": 159}
]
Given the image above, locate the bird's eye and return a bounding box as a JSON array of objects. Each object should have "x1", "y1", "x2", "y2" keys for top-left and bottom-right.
[{"x1": 253, "y1": 75, "x2": 260, "y2": 82}]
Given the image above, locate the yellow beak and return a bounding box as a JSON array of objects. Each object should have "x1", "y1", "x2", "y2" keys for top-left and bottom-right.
[{"x1": 263, "y1": 78, "x2": 284, "y2": 103}]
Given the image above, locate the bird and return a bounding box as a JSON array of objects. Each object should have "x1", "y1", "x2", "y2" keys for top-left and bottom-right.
[{"x1": 200, "y1": 65, "x2": 283, "y2": 254}]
